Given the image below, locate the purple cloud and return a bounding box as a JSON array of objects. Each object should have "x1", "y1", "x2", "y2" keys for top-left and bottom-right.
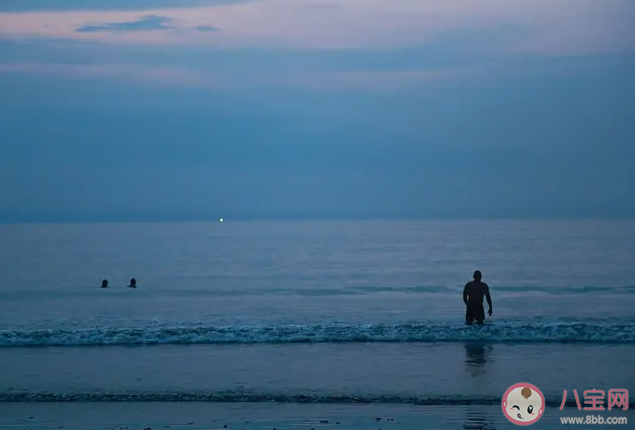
[{"x1": 76, "y1": 15, "x2": 173, "y2": 33}]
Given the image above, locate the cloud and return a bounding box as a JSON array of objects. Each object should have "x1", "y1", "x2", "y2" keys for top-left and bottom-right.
[
  {"x1": 0, "y1": 0, "x2": 258, "y2": 12},
  {"x1": 196, "y1": 25, "x2": 220, "y2": 32},
  {"x1": 76, "y1": 15, "x2": 173, "y2": 33},
  {"x1": 0, "y1": 0, "x2": 632, "y2": 54},
  {"x1": 74, "y1": 15, "x2": 221, "y2": 35}
]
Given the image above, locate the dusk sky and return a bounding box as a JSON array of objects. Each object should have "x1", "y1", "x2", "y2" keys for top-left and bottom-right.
[{"x1": 1, "y1": 0, "x2": 634, "y2": 221}]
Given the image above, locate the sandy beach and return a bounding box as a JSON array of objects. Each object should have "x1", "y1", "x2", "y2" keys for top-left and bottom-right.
[
  {"x1": 0, "y1": 402, "x2": 635, "y2": 430},
  {"x1": 1, "y1": 402, "x2": 632, "y2": 430}
]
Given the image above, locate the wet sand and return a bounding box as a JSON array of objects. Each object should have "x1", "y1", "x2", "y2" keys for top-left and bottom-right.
[
  {"x1": 1, "y1": 403, "x2": 633, "y2": 430},
  {"x1": 3, "y1": 342, "x2": 633, "y2": 398}
]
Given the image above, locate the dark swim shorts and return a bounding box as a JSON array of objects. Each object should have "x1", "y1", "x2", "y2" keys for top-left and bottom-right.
[{"x1": 466, "y1": 303, "x2": 485, "y2": 324}]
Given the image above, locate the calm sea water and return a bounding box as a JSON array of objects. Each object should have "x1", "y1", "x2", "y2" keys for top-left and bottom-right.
[{"x1": 0, "y1": 220, "x2": 633, "y2": 421}]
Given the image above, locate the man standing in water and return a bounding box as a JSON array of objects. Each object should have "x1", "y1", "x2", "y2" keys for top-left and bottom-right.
[{"x1": 463, "y1": 270, "x2": 492, "y2": 325}]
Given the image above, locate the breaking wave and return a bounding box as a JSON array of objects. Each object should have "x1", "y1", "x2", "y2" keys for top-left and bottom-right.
[
  {"x1": 1, "y1": 390, "x2": 632, "y2": 407},
  {"x1": 1, "y1": 321, "x2": 634, "y2": 347}
]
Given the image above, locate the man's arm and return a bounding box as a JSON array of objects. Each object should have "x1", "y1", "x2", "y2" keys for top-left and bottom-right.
[
  {"x1": 463, "y1": 283, "x2": 469, "y2": 305},
  {"x1": 485, "y1": 284, "x2": 493, "y2": 315}
]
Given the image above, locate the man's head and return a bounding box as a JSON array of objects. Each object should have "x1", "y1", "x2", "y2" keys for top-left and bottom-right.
[
  {"x1": 473, "y1": 270, "x2": 482, "y2": 281},
  {"x1": 130, "y1": 278, "x2": 136, "y2": 286}
]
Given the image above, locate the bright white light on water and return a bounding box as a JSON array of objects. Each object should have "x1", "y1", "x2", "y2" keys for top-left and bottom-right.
[{"x1": 219, "y1": 218, "x2": 223, "y2": 222}]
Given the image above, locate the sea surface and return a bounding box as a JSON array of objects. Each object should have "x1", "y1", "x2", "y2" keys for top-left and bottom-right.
[{"x1": 1, "y1": 220, "x2": 634, "y2": 428}]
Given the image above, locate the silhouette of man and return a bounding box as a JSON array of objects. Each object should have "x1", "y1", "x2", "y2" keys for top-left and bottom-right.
[{"x1": 463, "y1": 270, "x2": 492, "y2": 325}]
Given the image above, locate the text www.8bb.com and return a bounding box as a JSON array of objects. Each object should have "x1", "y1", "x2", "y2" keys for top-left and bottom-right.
[{"x1": 560, "y1": 415, "x2": 627, "y2": 425}]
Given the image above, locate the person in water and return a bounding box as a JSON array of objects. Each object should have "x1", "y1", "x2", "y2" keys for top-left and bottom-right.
[
  {"x1": 127, "y1": 278, "x2": 137, "y2": 288},
  {"x1": 101, "y1": 279, "x2": 108, "y2": 288},
  {"x1": 463, "y1": 270, "x2": 492, "y2": 325}
]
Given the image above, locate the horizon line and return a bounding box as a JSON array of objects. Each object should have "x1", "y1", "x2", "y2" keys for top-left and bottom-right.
[{"x1": 1, "y1": 216, "x2": 634, "y2": 225}]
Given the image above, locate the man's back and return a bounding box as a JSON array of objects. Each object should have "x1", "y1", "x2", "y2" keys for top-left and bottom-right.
[{"x1": 463, "y1": 280, "x2": 490, "y2": 305}]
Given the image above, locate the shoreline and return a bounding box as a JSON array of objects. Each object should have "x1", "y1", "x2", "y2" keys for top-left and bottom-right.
[{"x1": 2, "y1": 403, "x2": 632, "y2": 430}]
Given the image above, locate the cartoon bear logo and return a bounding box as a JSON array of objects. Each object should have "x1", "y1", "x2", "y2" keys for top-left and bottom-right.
[{"x1": 502, "y1": 383, "x2": 545, "y2": 425}]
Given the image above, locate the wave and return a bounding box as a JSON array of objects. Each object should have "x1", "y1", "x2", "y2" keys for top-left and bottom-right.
[
  {"x1": 1, "y1": 391, "x2": 632, "y2": 407},
  {"x1": 1, "y1": 285, "x2": 633, "y2": 300},
  {"x1": 336, "y1": 285, "x2": 635, "y2": 296},
  {"x1": 1, "y1": 321, "x2": 634, "y2": 347},
  {"x1": 249, "y1": 285, "x2": 635, "y2": 296}
]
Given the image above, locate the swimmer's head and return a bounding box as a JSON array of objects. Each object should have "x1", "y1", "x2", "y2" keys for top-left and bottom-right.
[
  {"x1": 130, "y1": 278, "x2": 136, "y2": 286},
  {"x1": 473, "y1": 270, "x2": 482, "y2": 281},
  {"x1": 101, "y1": 279, "x2": 108, "y2": 288},
  {"x1": 503, "y1": 386, "x2": 543, "y2": 424}
]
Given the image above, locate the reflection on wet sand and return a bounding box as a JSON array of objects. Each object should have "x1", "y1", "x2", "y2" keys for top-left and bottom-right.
[
  {"x1": 463, "y1": 408, "x2": 497, "y2": 430},
  {"x1": 464, "y1": 341, "x2": 494, "y2": 376},
  {"x1": 463, "y1": 342, "x2": 498, "y2": 428}
]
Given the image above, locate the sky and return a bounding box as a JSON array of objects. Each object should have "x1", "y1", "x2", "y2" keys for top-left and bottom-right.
[{"x1": 0, "y1": 0, "x2": 634, "y2": 221}]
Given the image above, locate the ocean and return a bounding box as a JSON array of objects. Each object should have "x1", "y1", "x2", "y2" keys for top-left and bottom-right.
[{"x1": 1, "y1": 220, "x2": 633, "y2": 429}]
